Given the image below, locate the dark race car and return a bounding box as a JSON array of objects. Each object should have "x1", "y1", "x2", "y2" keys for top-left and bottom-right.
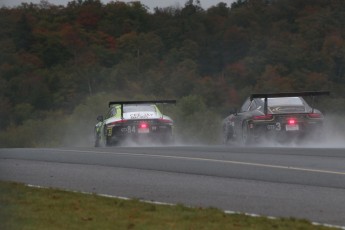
[
  {"x1": 222, "y1": 91, "x2": 330, "y2": 145},
  {"x1": 95, "y1": 100, "x2": 176, "y2": 147}
]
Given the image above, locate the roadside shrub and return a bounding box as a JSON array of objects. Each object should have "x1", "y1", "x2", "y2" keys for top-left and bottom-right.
[
  {"x1": 0, "y1": 111, "x2": 67, "y2": 147},
  {"x1": 172, "y1": 95, "x2": 222, "y2": 144}
]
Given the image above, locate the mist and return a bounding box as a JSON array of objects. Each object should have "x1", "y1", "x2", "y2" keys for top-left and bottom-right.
[
  {"x1": 242, "y1": 114, "x2": 345, "y2": 149},
  {"x1": 59, "y1": 113, "x2": 345, "y2": 149}
]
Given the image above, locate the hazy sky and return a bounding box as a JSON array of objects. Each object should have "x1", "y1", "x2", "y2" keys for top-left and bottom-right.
[{"x1": 1, "y1": 0, "x2": 236, "y2": 10}]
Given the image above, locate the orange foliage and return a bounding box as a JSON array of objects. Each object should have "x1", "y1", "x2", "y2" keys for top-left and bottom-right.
[
  {"x1": 77, "y1": 8, "x2": 101, "y2": 29},
  {"x1": 227, "y1": 61, "x2": 247, "y2": 77},
  {"x1": 60, "y1": 23, "x2": 85, "y2": 48},
  {"x1": 93, "y1": 31, "x2": 116, "y2": 50},
  {"x1": 18, "y1": 52, "x2": 43, "y2": 68},
  {"x1": 255, "y1": 65, "x2": 294, "y2": 92},
  {"x1": 305, "y1": 72, "x2": 329, "y2": 90},
  {"x1": 225, "y1": 88, "x2": 240, "y2": 106}
]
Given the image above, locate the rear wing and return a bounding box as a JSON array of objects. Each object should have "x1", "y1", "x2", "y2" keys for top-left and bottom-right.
[
  {"x1": 250, "y1": 91, "x2": 330, "y2": 100},
  {"x1": 108, "y1": 100, "x2": 177, "y2": 119},
  {"x1": 250, "y1": 91, "x2": 330, "y2": 114}
]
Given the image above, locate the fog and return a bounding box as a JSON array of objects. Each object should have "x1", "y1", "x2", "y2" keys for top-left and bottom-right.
[
  {"x1": 60, "y1": 113, "x2": 345, "y2": 149},
  {"x1": 304, "y1": 114, "x2": 345, "y2": 148},
  {"x1": 241, "y1": 114, "x2": 345, "y2": 149}
]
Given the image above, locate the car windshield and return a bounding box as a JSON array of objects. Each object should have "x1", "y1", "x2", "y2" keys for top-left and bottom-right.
[
  {"x1": 261, "y1": 97, "x2": 304, "y2": 106},
  {"x1": 123, "y1": 105, "x2": 156, "y2": 113}
]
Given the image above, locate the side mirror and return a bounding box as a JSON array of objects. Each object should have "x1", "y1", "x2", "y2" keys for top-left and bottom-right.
[{"x1": 97, "y1": 115, "x2": 103, "y2": 122}]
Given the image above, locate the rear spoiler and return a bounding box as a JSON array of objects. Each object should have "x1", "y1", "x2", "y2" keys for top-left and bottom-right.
[
  {"x1": 108, "y1": 100, "x2": 177, "y2": 119},
  {"x1": 250, "y1": 91, "x2": 330, "y2": 114},
  {"x1": 250, "y1": 91, "x2": 330, "y2": 100}
]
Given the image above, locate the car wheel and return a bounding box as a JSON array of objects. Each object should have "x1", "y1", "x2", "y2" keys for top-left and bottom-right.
[
  {"x1": 105, "y1": 136, "x2": 111, "y2": 147},
  {"x1": 222, "y1": 125, "x2": 229, "y2": 144},
  {"x1": 96, "y1": 135, "x2": 108, "y2": 147},
  {"x1": 104, "y1": 126, "x2": 113, "y2": 147},
  {"x1": 242, "y1": 122, "x2": 252, "y2": 146},
  {"x1": 94, "y1": 128, "x2": 100, "y2": 147},
  {"x1": 95, "y1": 125, "x2": 110, "y2": 147},
  {"x1": 94, "y1": 137, "x2": 100, "y2": 147}
]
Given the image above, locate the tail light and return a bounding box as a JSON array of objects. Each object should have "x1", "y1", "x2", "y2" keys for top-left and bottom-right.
[
  {"x1": 288, "y1": 118, "x2": 296, "y2": 125},
  {"x1": 308, "y1": 113, "x2": 323, "y2": 119},
  {"x1": 137, "y1": 121, "x2": 150, "y2": 134},
  {"x1": 252, "y1": 114, "x2": 273, "y2": 120},
  {"x1": 139, "y1": 122, "x2": 148, "y2": 129},
  {"x1": 159, "y1": 118, "x2": 173, "y2": 124},
  {"x1": 107, "y1": 119, "x2": 128, "y2": 127}
]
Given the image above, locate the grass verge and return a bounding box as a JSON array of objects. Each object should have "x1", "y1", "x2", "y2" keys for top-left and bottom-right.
[{"x1": 0, "y1": 180, "x2": 339, "y2": 230}]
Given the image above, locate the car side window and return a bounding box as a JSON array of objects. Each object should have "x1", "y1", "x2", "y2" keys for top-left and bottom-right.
[
  {"x1": 111, "y1": 107, "x2": 117, "y2": 117},
  {"x1": 240, "y1": 98, "x2": 251, "y2": 112},
  {"x1": 254, "y1": 98, "x2": 264, "y2": 112},
  {"x1": 106, "y1": 109, "x2": 111, "y2": 119},
  {"x1": 106, "y1": 107, "x2": 116, "y2": 118},
  {"x1": 249, "y1": 100, "x2": 257, "y2": 111}
]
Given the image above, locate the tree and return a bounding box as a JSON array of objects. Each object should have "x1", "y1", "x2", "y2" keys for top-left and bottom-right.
[
  {"x1": 60, "y1": 23, "x2": 86, "y2": 59},
  {"x1": 32, "y1": 33, "x2": 71, "y2": 67},
  {"x1": 14, "y1": 13, "x2": 34, "y2": 51},
  {"x1": 0, "y1": 97, "x2": 11, "y2": 130},
  {"x1": 254, "y1": 65, "x2": 294, "y2": 92},
  {"x1": 76, "y1": 0, "x2": 102, "y2": 30},
  {"x1": 322, "y1": 33, "x2": 345, "y2": 83}
]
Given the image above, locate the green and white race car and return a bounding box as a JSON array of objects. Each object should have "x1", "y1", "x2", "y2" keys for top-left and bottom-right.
[{"x1": 94, "y1": 100, "x2": 176, "y2": 147}]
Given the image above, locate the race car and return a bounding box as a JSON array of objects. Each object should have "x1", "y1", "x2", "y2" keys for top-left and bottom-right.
[
  {"x1": 94, "y1": 100, "x2": 176, "y2": 147},
  {"x1": 222, "y1": 91, "x2": 330, "y2": 145}
]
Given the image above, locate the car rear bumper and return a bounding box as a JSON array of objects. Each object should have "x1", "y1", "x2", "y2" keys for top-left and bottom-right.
[
  {"x1": 106, "y1": 120, "x2": 173, "y2": 144},
  {"x1": 249, "y1": 121, "x2": 323, "y2": 143}
]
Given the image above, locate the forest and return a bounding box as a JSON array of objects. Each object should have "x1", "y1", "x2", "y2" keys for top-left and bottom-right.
[{"x1": 0, "y1": 0, "x2": 344, "y2": 147}]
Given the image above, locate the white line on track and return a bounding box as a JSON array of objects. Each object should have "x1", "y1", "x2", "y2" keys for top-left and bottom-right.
[{"x1": 49, "y1": 148, "x2": 345, "y2": 176}]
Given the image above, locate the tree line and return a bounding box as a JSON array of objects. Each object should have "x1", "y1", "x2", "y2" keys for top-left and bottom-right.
[{"x1": 0, "y1": 0, "x2": 344, "y2": 146}]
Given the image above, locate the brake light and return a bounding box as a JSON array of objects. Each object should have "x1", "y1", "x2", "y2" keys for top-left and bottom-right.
[
  {"x1": 288, "y1": 119, "x2": 296, "y2": 125},
  {"x1": 139, "y1": 122, "x2": 148, "y2": 129},
  {"x1": 252, "y1": 114, "x2": 273, "y2": 120},
  {"x1": 308, "y1": 113, "x2": 322, "y2": 119}
]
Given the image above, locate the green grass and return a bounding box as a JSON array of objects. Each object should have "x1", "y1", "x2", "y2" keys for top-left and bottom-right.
[{"x1": 0, "y1": 181, "x2": 339, "y2": 230}]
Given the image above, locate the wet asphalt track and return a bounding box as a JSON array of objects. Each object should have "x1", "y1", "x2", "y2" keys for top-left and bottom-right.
[{"x1": 1, "y1": 146, "x2": 345, "y2": 227}]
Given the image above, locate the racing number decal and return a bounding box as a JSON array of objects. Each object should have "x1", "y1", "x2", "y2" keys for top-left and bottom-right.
[
  {"x1": 267, "y1": 122, "x2": 281, "y2": 131},
  {"x1": 127, "y1": 126, "x2": 135, "y2": 133},
  {"x1": 275, "y1": 122, "x2": 281, "y2": 131},
  {"x1": 121, "y1": 126, "x2": 136, "y2": 133}
]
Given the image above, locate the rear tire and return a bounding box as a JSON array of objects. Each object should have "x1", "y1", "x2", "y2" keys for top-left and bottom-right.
[
  {"x1": 95, "y1": 138, "x2": 100, "y2": 147},
  {"x1": 222, "y1": 125, "x2": 230, "y2": 145},
  {"x1": 95, "y1": 125, "x2": 111, "y2": 147},
  {"x1": 242, "y1": 122, "x2": 252, "y2": 146},
  {"x1": 94, "y1": 128, "x2": 101, "y2": 147}
]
